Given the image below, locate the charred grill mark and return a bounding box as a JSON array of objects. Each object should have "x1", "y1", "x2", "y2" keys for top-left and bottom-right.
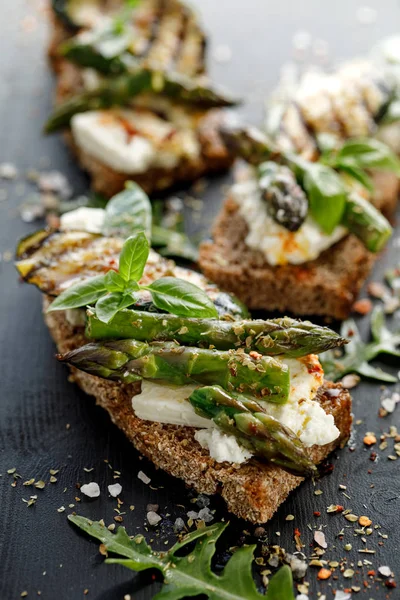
[
  {"x1": 175, "y1": 14, "x2": 206, "y2": 76},
  {"x1": 136, "y1": 0, "x2": 166, "y2": 60},
  {"x1": 145, "y1": 2, "x2": 186, "y2": 70},
  {"x1": 170, "y1": 9, "x2": 189, "y2": 72},
  {"x1": 22, "y1": 234, "x2": 100, "y2": 282}
]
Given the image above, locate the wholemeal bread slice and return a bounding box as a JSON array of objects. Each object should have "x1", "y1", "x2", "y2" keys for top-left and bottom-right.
[
  {"x1": 199, "y1": 172, "x2": 399, "y2": 320},
  {"x1": 44, "y1": 297, "x2": 352, "y2": 523}
]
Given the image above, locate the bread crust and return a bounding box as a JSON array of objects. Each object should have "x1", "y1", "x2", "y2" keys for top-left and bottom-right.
[
  {"x1": 199, "y1": 175, "x2": 399, "y2": 320},
  {"x1": 43, "y1": 297, "x2": 352, "y2": 523}
]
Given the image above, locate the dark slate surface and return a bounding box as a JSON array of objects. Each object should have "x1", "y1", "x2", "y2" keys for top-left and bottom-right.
[{"x1": 0, "y1": 1, "x2": 399, "y2": 598}]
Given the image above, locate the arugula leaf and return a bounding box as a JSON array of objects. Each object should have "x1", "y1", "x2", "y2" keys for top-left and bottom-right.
[
  {"x1": 47, "y1": 275, "x2": 107, "y2": 312},
  {"x1": 335, "y1": 138, "x2": 400, "y2": 177},
  {"x1": 102, "y1": 182, "x2": 152, "y2": 240},
  {"x1": 302, "y1": 163, "x2": 346, "y2": 234},
  {"x1": 95, "y1": 292, "x2": 136, "y2": 324},
  {"x1": 68, "y1": 515, "x2": 294, "y2": 600},
  {"x1": 146, "y1": 277, "x2": 219, "y2": 318},
  {"x1": 119, "y1": 231, "x2": 149, "y2": 283},
  {"x1": 321, "y1": 308, "x2": 399, "y2": 383}
]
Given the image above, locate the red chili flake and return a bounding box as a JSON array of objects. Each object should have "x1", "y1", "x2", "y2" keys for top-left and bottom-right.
[
  {"x1": 353, "y1": 298, "x2": 373, "y2": 315},
  {"x1": 369, "y1": 452, "x2": 377, "y2": 462},
  {"x1": 385, "y1": 579, "x2": 397, "y2": 589},
  {"x1": 314, "y1": 511, "x2": 321, "y2": 517},
  {"x1": 367, "y1": 570, "x2": 375, "y2": 577},
  {"x1": 336, "y1": 505, "x2": 344, "y2": 513}
]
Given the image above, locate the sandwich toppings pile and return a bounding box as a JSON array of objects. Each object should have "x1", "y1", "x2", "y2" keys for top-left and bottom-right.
[
  {"x1": 199, "y1": 44, "x2": 400, "y2": 318},
  {"x1": 15, "y1": 184, "x2": 352, "y2": 522},
  {"x1": 45, "y1": 0, "x2": 236, "y2": 196}
]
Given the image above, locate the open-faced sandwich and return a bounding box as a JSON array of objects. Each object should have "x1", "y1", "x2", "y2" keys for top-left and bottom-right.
[
  {"x1": 45, "y1": 0, "x2": 236, "y2": 196},
  {"x1": 15, "y1": 185, "x2": 352, "y2": 523},
  {"x1": 199, "y1": 48, "x2": 400, "y2": 319}
]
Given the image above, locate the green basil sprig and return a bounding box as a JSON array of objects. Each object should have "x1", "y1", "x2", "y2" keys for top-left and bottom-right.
[
  {"x1": 322, "y1": 137, "x2": 400, "y2": 190},
  {"x1": 47, "y1": 231, "x2": 218, "y2": 323},
  {"x1": 321, "y1": 305, "x2": 400, "y2": 383}
]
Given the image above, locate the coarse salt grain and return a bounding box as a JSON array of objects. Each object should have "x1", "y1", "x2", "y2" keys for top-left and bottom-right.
[
  {"x1": 107, "y1": 483, "x2": 122, "y2": 497},
  {"x1": 314, "y1": 530, "x2": 327, "y2": 548},
  {"x1": 0, "y1": 162, "x2": 17, "y2": 179},
  {"x1": 147, "y1": 511, "x2": 162, "y2": 526},
  {"x1": 137, "y1": 471, "x2": 151, "y2": 484},
  {"x1": 378, "y1": 565, "x2": 392, "y2": 577},
  {"x1": 335, "y1": 591, "x2": 352, "y2": 600},
  {"x1": 80, "y1": 482, "x2": 100, "y2": 498}
]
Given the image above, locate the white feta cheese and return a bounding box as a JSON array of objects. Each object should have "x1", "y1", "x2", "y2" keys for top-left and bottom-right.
[
  {"x1": 71, "y1": 111, "x2": 157, "y2": 174},
  {"x1": 232, "y1": 180, "x2": 347, "y2": 266},
  {"x1": 60, "y1": 206, "x2": 105, "y2": 233},
  {"x1": 194, "y1": 428, "x2": 253, "y2": 464},
  {"x1": 132, "y1": 381, "x2": 211, "y2": 428}
]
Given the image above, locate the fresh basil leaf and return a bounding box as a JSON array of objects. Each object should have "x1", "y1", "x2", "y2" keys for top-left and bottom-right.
[
  {"x1": 336, "y1": 138, "x2": 400, "y2": 176},
  {"x1": 118, "y1": 231, "x2": 149, "y2": 283},
  {"x1": 104, "y1": 270, "x2": 126, "y2": 292},
  {"x1": 303, "y1": 163, "x2": 346, "y2": 234},
  {"x1": 147, "y1": 277, "x2": 219, "y2": 318},
  {"x1": 102, "y1": 182, "x2": 152, "y2": 240},
  {"x1": 336, "y1": 163, "x2": 374, "y2": 192},
  {"x1": 47, "y1": 275, "x2": 107, "y2": 312},
  {"x1": 95, "y1": 292, "x2": 136, "y2": 323}
]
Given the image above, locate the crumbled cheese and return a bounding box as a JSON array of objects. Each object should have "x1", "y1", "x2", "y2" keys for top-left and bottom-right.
[
  {"x1": 108, "y1": 483, "x2": 122, "y2": 497},
  {"x1": 60, "y1": 207, "x2": 105, "y2": 234},
  {"x1": 261, "y1": 356, "x2": 339, "y2": 447},
  {"x1": 232, "y1": 180, "x2": 347, "y2": 266},
  {"x1": 80, "y1": 482, "x2": 100, "y2": 498},
  {"x1": 194, "y1": 428, "x2": 253, "y2": 464}
]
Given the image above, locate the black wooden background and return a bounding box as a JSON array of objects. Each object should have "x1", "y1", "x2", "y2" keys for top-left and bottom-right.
[{"x1": 1, "y1": 1, "x2": 400, "y2": 598}]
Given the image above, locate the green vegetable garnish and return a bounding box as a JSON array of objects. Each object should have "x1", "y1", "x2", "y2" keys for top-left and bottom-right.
[
  {"x1": 68, "y1": 516, "x2": 295, "y2": 600},
  {"x1": 321, "y1": 306, "x2": 400, "y2": 382},
  {"x1": 47, "y1": 231, "x2": 218, "y2": 322}
]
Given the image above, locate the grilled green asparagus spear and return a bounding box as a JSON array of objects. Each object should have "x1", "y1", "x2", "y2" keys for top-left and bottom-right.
[
  {"x1": 220, "y1": 125, "x2": 392, "y2": 251},
  {"x1": 188, "y1": 385, "x2": 316, "y2": 476},
  {"x1": 220, "y1": 125, "x2": 279, "y2": 165},
  {"x1": 86, "y1": 309, "x2": 347, "y2": 357},
  {"x1": 60, "y1": 33, "x2": 138, "y2": 76},
  {"x1": 58, "y1": 339, "x2": 290, "y2": 402},
  {"x1": 341, "y1": 192, "x2": 392, "y2": 253},
  {"x1": 45, "y1": 69, "x2": 239, "y2": 133},
  {"x1": 258, "y1": 162, "x2": 309, "y2": 231}
]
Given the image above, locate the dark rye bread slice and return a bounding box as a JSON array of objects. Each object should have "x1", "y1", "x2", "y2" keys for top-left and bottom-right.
[
  {"x1": 52, "y1": 60, "x2": 233, "y2": 197},
  {"x1": 199, "y1": 172, "x2": 399, "y2": 320},
  {"x1": 43, "y1": 297, "x2": 352, "y2": 524}
]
